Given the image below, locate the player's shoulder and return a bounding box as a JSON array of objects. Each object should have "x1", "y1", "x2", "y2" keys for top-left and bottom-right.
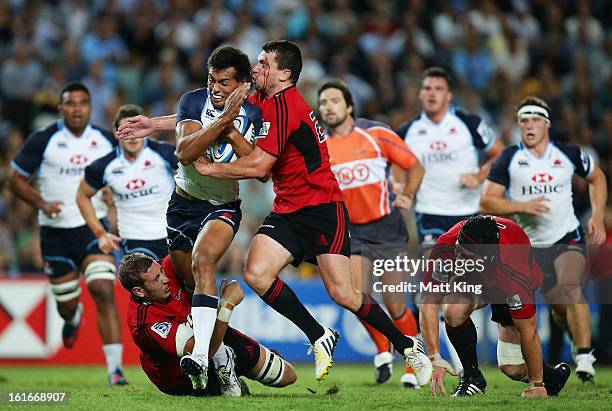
[
  {"x1": 179, "y1": 87, "x2": 208, "y2": 106},
  {"x1": 90, "y1": 124, "x2": 117, "y2": 146},
  {"x1": 87, "y1": 147, "x2": 121, "y2": 172},
  {"x1": 437, "y1": 220, "x2": 466, "y2": 245},
  {"x1": 26, "y1": 121, "x2": 61, "y2": 144},
  {"x1": 242, "y1": 99, "x2": 263, "y2": 122},
  {"x1": 550, "y1": 140, "x2": 581, "y2": 158},
  {"x1": 396, "y1": 114, "x2": 422, "y2": 139},
  {"x1": 497, "y1": 144, "x2": 521, "y2": 163},
  {"x1": 453, "y1": 107, "x2": 482, "y2": 125},
  {"x1": 146, "y1": 138, "x2": 175, "y2": 152},
  {"x1": 495, "y1": 216, "x2": 530, "y2": 244}
]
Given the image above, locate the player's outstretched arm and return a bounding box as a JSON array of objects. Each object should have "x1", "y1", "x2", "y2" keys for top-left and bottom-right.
[
  {"x1": 194, "y1": 146, "x2": 276, "y2": 180},
  {"x1": 419, "y1": 298, "x2": 451, "y2": 396},
  {"x1": 513, "y1": 315, "x2": 546, "y2": 396},
  {"x1": 76, "y1": 179, "x2": 121, "y2": 254},
  {"x1": 116, "y1": 114, "x2": 177, "y2": 140}
]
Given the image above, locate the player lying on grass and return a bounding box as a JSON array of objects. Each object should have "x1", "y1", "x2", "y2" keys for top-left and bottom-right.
[
  {"x1": 118, "y1": 252, "x2": 296, "y2": 396},
  {"x1": 420, "y1": 216, "x2": 570, "y2": 398}
]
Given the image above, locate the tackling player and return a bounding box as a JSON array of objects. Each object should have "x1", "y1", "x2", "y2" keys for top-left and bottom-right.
[
  {"x1": 118, "y1": 252, "x2": 297, "y2": 396},
  {"x1": 318, "y1": 80, "x2": 425, "y2": 387},
  {"x1": 481, "y1": 95, "x2": 607, "y2": 382},
  {"x1": 116, "y1": 46, "x2": 262, "y2": 392},
  {"x1": 77, "y1": 104, "x2": 177, "y2": 260},
  {"x1": 194, "y1": 40, "x2": 433, "y2": 385},
  {"x1": 9, "y1": 83, "x2": 127, "y2": 385},
  {"x1": 420, "y1": 216, "x2": 570, "y2": 398}
]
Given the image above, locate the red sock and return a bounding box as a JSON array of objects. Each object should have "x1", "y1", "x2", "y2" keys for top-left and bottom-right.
[
  {"x1": 392, "y1": 308, "x2": 418, "y2": 373},
  {"x1": 359, "y1": 318, "x2": 391, "y2": 353}
]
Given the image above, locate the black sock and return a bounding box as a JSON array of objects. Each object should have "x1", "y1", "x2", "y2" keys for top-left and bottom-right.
[
  {"x1": 445, "y1": 318, "x2": 479, "y2": 375},
  {"x1": 577, "y1": 347, "x2": 592, "y2": 355},
  {"x1": 261, "y1": 277, "x2": 324, "y2": 344},
  {"x1": 355, "y1": 293, "x2": 413, "y2": 352}
]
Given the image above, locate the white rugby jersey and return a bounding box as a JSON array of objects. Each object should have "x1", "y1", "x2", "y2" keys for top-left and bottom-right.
[
  {"x1": 397, "y1": 107, "x2": 496, "y2": 216},
  {"x1": 175, "y1": 87, "x2": 262, "y2": 205},
  {"x1": 84, "y1": 139, "x2": 178, "y2": 240},
  {"x1": 487, "y1": 141, "x2": 593, "y2": 245},
  {"x1": 12, "y1": 121, "x2": 115, "y2": 228}
]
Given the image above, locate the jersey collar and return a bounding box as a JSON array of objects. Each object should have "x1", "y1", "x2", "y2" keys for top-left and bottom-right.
[
  {"x1": 519, "y1": 139, "x2": 552, "y2": 160},
  {"x1": 58, "y1": 120, "x2": 92, "y2": 139},
  {"x1": 420, "y1": 107, "x2": 452, "y2": 127},
  {"x1": 118, "y1": 138, "x2": 149, "y2": 163}
]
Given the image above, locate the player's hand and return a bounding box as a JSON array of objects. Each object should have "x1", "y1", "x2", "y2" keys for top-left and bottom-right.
[
  {"x1": 193, "y1": 155, "x2": 213, "y2": 176},
  {"x1": 222, "y1": 82, "x2": 250, "y2": 122},
  {"x1": 459, "y1": 173, "x2": 481, "y2": 189},
  {"x1": 392, "y1": 194, "x2": 413, "y2": 210},
  {"x1": 587, "y1": 216, "x2": 606, "y2": 245},
  {"x1": 521, "y1": 385, "x2": 547, "y2": 398},
  {"x1": 116, "y1": 115, "x2": 153, "y2": 140},
  {"x1": 521, "y1": 196, "x2": 550, "y2": 215},
  {"x1": 220, "y1": 279, "x2": 244, "y2": 307},
  {"x1": 429, "y1": 357, "x2": 458, "y2": 397},
  {"x1": 97, "y1": 232, "x2": 121, "y2": 254},
  {"x1": 41, "y1": 201, "x2": 63, "y2": 218}
]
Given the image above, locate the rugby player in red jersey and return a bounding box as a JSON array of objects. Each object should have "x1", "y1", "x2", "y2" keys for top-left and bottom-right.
[
  {"x1": 419, "y1": 215, "x2": 570, "y2": 398},
  {"x1": 118, "y1": 252, "x2": 296, "y2": 396},
  {"x1": 193, "y1": 40, "x2": 432, "y2": 385}
]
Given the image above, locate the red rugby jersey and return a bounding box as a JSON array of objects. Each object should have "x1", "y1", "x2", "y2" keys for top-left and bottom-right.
[{"x1": 249, "y1": 86, "x2": 343, "y2": 213}]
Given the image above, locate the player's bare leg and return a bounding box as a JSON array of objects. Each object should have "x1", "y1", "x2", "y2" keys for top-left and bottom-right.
[
  {"x1": 317, "y1": 253, "x2": 432, "y2": 385},
  {"x1": 83, "y1": 254, "x2": 125, "y2": 385},
  {"x1": 553, "y1": 250, "x2": 595, "y2": 381},
  {"x1": 351, "y1": 254, "x2": 393, "y2": 383},
  {"x1": 182, "y1": 220, "x2": 235, "y2": 390},
  {"x1": 244, "y1": 234, "x2": 332, "y2": 380}
]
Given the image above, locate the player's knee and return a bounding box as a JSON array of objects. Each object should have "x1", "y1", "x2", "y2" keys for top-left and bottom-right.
[
  {"x1": 387, "y1": 303, "x2": 406, "y2": 319},
  {"x1": 50, "y1": 279, "x2": 82, "y2": 314},
  {"x1": 329, "y1": 286, "x2": 356, "y2": 310},
  {"x1": 443, "y1": 305, "x2": 471, "y2": 327},
  {"x1": 243, "y1": 266, "x2": 269, "y2": 294},
  {"x1": 55, "y1": 297, "x2": 79, "y2": 320}
]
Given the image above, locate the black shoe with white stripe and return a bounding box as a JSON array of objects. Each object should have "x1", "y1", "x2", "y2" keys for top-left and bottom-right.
[
  {"x1": 452, "y1": 370, "x2": 486, "y2": 397},
  {"x1": 308, "y1": 328, "x2": 340, "y2": 381}
]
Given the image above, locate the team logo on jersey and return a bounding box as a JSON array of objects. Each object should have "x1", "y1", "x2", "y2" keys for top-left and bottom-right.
[
  {"x1": 70, "y1": 154, "x2": 88, "y2": 165},
  {"x1": 552, "y1": 159, "x2": 563, "y2": 168},
  {"x1": 205, "y1": 108, "x2": 216, "y2": 118},
  {"x1": 125, "y1": 179, "x2": 146, "y2": 190},
  {"x1": 151, "y1": 322, "x2": 171, "y2": 338},
  {"x1": 449, "y1": 127, "x2": 457, "y2": 135},
  {"x1": 580, "y1": 150, "x2": 590, "y2": 170},
  {"x1": 143, "y1": 160, "x2": 153, "y2": 169},
  {"x1": 57, "y1": 142, "x2": 68, "y2": 149},
  {"x1": 531, "y1": 173, "x2": 553, "y2": 183},
  {"x1": 216, "y1": 212, "x2": 235, "y2": 225},
  {"x1": 518, "y1": 160, "x2": 529, "y2": 167},
  {"x1": 90, "y1": 140, "x2": 98, "y2": 148},
  {"x1": 111, "y1": 167, "x2": 124, "y2": 175},
  {"x1": 506, "y1": 294, "x2": 523, "y2": 311},
  {"x1": 417, "y1": 129, "x2": 427, "y2": 136},
  {"x1": 257, "y1": 122, "x2": 270, "y2": 138},
  {"x1": 429, "y1": 141, "x2": 447, "y2": 151}
]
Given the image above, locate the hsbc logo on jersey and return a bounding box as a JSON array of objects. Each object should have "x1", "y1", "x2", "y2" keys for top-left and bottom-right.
[
  {"x1": 125, "y1": 179, "x2": 146, "y2": 190},
  {"x1": 531, "y1": 173, "x2": 553, "y2": 183},
  {"x1": 117, "y1": 180, "x2": 160, "y2": 201},
  {"x1": 522, "y1": 173, "x2": 562, "y2": 195},
  {"x1": 70, "y1": 154, "x2": 88, "y2": 165},
  {"x1": 334, "y1": 164, "x2": 370, "y2": 186},
  {"x1": 429, "y1": 141, "x2": 447, "y2": 151}
]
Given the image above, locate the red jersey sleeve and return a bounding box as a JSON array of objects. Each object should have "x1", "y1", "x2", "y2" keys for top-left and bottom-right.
[
  {"x1": 374, "y1": 128, "x2": 419, "y2": 170},
  {"x1": 255, "y1": 94, "x2": 296, "y2": 157},
  {"x1": 422, "y1": 223, "x2": 463, "y2": 284}
]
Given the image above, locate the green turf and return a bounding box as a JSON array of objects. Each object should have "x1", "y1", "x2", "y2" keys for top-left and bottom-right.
[{"x1": 0, "y1": 363, "x2": 609, "y2": 410}]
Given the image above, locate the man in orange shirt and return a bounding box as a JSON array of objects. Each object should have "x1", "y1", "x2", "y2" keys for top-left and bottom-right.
[{"x1": 318, "y1": 80, "x2": 425, "y2": 387}]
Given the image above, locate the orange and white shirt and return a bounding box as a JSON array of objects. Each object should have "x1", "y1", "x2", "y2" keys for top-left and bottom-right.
[{"x1": 327, "y1": 118, "x2": 419, "y2": 224}]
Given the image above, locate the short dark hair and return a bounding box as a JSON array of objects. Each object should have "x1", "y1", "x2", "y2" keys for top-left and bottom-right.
[
  {"x1": 113, "y1": 104, "x2": 143, "y2": 130},
  {"x1": 517, "y1": 95, "x2": 550, "y2": 112},
  {"x1": 208, "y1": 45, "x2": 251, "y2": 82},
  {"x1": 422, "y1": 67, "x2": 453, "y2": 90},
  {"x1": 118, "y1": 252, "x2": 154, "y2": 294},
  {"x1": 318, "y1": 80, "x2": 355, "y2": 118},
  {"x1": 262, "y1": 40, "x2": 302, "y2": 85},
  {"x1": 60, "y1": 82, "x2": 90, "y2": 102}
]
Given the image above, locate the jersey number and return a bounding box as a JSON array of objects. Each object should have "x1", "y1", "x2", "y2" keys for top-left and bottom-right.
[{"x1": 309, "y1": 111, "x2": 326, "y2": 143}]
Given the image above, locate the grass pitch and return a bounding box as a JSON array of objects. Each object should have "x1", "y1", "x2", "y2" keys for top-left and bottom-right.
[{"x1": 0, "y1": 363, "x2": 609, "y2": 410}]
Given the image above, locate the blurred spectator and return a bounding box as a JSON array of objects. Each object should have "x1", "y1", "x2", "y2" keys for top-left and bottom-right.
[{"x1": 451, "y1": 23, "x2": 495, "y2": 91}]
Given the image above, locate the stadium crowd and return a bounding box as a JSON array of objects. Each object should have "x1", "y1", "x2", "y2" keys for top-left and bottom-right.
[{"x1": 0, "y1": 0, "x2": 610, "y2": 352}]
